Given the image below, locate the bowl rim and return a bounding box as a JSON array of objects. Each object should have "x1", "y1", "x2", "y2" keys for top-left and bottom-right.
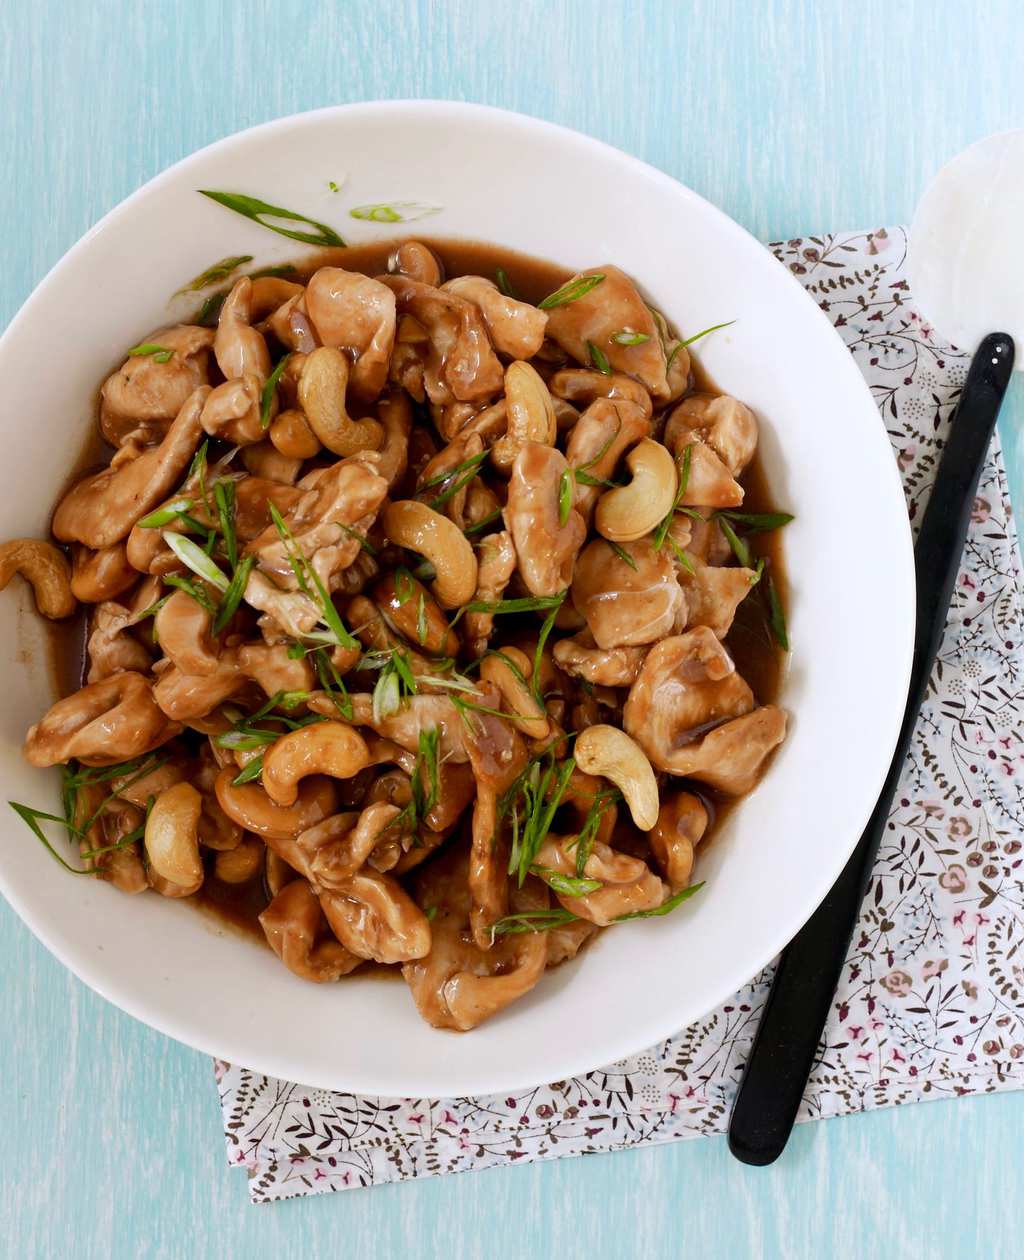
[{"x1": 0, "y1": 99, "x2": 915, "y2": 1095}]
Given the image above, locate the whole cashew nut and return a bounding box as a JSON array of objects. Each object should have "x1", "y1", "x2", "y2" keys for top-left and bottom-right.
[
  {"x1": 145, "y1": 782, "x2": 204, "y2": 891},
  {"x1": 372, "y1": 571, "x2": 456, "y2": 657},
  {"x1": 298, "y1": 347, "x2": 383, "y2": 456},
  {"x1": 490, "y1": 361, "x2": 557, "y2": 474},
  {"x1": 574, "y1": 723, "x2": 659, "y2": 831},
  {"x1": 269, "y1": 408, "x2": 321, "y2": 460},
  {"x1": 261, "y1": 721, "x2": 372, "y2": 807},
  {"x1": 214, "y1": 768, "x2": 339, "y2": 841},
  {"x1": 594, "y1": 439, "x2": 678, "y2": 543},
  {"x1": 0, "y1": 540, "x2": 76, "y2": 618},
  {"x1": 383, "y1": 500, "x2": 478, "y2": 609},
  {"x1": 214, "y1": 835, "x2": 265, "y2": 884}
]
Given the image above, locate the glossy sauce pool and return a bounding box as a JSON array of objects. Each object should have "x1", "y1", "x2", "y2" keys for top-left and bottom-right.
[{"x1": 47, "y1": 237, "x2": 788, "y2": 948}]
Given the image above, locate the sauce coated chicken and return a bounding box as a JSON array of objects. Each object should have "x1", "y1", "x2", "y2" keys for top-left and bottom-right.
[{"x1": 5, "y1": 238, "x2": 790, "y2": 1033}]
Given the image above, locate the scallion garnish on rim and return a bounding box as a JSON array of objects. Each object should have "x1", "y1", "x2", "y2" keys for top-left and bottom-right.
[{"x1": 198, "y1": 190, "x2": 346, "y2": 247}]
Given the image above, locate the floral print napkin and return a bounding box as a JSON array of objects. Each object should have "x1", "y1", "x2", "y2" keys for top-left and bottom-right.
[{"x1": 217, "y1": 227, "x2": 1024, "y2": 1203}]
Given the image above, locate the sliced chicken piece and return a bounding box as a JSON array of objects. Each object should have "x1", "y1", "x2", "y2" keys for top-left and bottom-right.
[
  {"x1": 544, "y1": 265, "x2": 669, "y2": 398},
  {"x1": 154, "y1": 589, "x2": 219, "y2": 676},
  {"x1": 305, "y1": 267, "x2": 397, "y2": 401},
  {"x1": 663, "y1": 426, "x2": 743, "y2": 509},
  {"x1": 245, "y1": 454, "x2": 388, "y2": 593},
  {"x1": 320, "y1": 869, "x2": 431, "y2": 964},
  {"x1": 664, "y1": 706, "x2": 787, "y2": 795},
  {"x1": 152, "y1": 649, "x2": 249, "y2": 721},
  {"x1": 546, "y1": 918, "x2": 598, "y2": 967},
  {"x1": 681, "y1": 561, "x2": 757, "y2": 639},
  {"x1": 571, "y1": 538, "x2": 685, "y2": 649},
  {"x1": 259, "y1": 878, "x2": 363, "y2": 982},
  {"x1": 307, "y1": 692, "x2": 469, "y2": 763},
  {"x1": 99, "y1": 324, "x2": 214, "y2": 447},
  {"x1": 464, "y1": 529, "x2": 516, "y2": 657},
  {"x1": 54, "y1": 387, "x2": 208, "y2": 549},
  {"x1": 650, "y1": 790, "x2": 708, "y2": 890},
  {"x1": 623, "y1": 628, "x2": 754, "y2": 761},
  {"x1": 665, "y1": 393, "x2": 758, "y2": 477},
  {"x1": 552, "y1": 629, "x2": 648, "y2": 686},
  {"x1": 547, "y1": 368, "x2": 653, "y2": 419},
  {"x1": 462, "y1": 679, "x2": 530, "y2": 948},
  {"x1": 379, "y1": 274, "x2": 504, "y2": 405},
  {"x1": 86, "y1": 600, "x2": 153, "y2": 684},
  {"x1": 534, "y1": 835, "x2": 667, "y2": 926},
  {"x1": 443, "y1": 275, "x2": 548, "y2": 359},
  {"x1": 403, "y1": 846, "x2": 549, "y2": 1031},
  {"x1": 214, "y1": 277, "x2": 272, "y2": 383},
  {"x1": 504, "y1": 443, "x2": 586, "y2": 597},
  {"x1": 623, "y1": 628, "x2": 785, "y2": 791}
]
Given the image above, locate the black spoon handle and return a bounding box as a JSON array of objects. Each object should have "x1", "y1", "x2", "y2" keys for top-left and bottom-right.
[{"x1": 727, "y1": 332, "x2": 1016, "y2": 1167}]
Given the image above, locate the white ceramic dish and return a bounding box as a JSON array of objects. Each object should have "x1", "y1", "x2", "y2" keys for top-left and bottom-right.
[{"x1": 0, "y1": 101, "x2": 914, "y2": 1096}]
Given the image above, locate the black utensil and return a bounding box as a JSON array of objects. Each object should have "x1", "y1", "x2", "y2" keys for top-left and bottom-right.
[{"x1": 727, "y1": 331, "x2": 1016, "y2": 1166}]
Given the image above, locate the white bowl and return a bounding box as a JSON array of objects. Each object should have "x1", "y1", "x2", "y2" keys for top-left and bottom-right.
[{"x1": 0, "y1": 101, "x2": 913, "y2": 1096}]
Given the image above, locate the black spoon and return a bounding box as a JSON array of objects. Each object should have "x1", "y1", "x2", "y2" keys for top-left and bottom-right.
[{"x1": 727, "y1": 331, "x2": 1016, "y2": 1166}]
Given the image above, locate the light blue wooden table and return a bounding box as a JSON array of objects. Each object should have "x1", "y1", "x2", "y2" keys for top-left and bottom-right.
[{"x1": 2, "y1": 3, "x2": 1023, "y2": 1256}]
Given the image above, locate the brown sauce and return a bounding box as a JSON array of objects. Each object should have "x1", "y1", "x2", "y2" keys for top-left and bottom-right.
[{"x1": 46, "y1": 235, "x2": 789, "y2": 948}]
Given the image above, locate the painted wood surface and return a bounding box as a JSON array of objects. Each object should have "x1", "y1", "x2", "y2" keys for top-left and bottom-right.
[{"x1": 1, "y1": 2, "x2": 1022, "y2": 1256}]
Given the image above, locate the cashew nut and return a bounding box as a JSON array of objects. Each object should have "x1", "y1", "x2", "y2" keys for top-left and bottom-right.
[
  {"x1": 573, "y1": 724, "x2": 659, "y2": 831},
  {"x1": 145, "y1": 782, "x2": 204, "y2": 891},
  {"x1": 390, "y1": 240, "x2": 444, "y2": 286},
  {"x1": 383, "y1": 500, "x2": 478, "y2": 609},
  {"x1": 480, "y1": 646, "x2": 549, "y2": 739},
  {"x1": 490, "y1": 361, "x2": 557, "y2": 473},
  {"x1": 213, "y1": 835, "x2": 265, "y2": 884},
  {"x1": 214, "y1": 767, "x2": 338, "y2": 841},
  {"x1": 0, "y1": 539, "x2": 76, "y2": 619},
  {"x1": 298, "y1": 347, "x2": 383, "y2": 456},
  {"x1": 269, "y1": 408, "x2": 321, "y2": 460},
  {"x1": 548, "y1": 369, "x2": 653, "y2": 419},
  {"x1": 261, "y1": 721, "x2": 372, "y2": 807},
  {"x1": 372, "y1": 571, "x2": 456, "y2": 657},
  {"x1": 594, "y1": 439, "x2": 678, "y2": 543}
]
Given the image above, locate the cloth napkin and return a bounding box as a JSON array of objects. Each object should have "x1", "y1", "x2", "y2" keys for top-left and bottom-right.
[{"x1": 217, "y1": 226, "x2": 1024, "y2": 1203}]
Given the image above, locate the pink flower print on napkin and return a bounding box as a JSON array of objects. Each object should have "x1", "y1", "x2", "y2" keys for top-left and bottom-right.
[{"x1": 922, "y1": 959, "x2": 949, "y2": 980}]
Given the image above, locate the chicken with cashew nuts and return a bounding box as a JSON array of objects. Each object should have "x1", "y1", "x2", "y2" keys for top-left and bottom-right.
[{"x1": 6, "y1": 238, "x2": 790, "y2": 1031}]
